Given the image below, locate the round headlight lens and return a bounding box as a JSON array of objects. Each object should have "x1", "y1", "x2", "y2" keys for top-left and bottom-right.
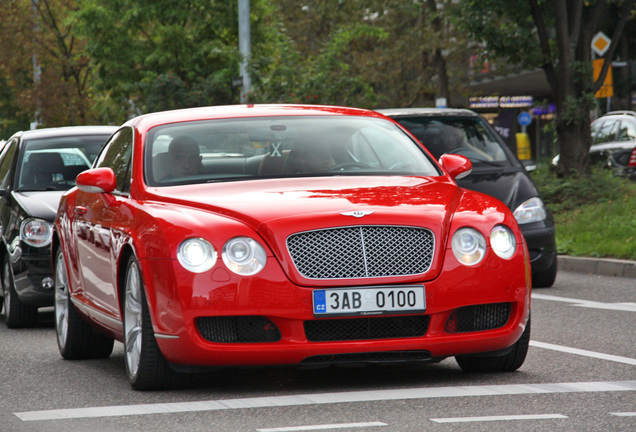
[
  {"x1": 20, "y1": 218, "x2": 53, "y2": 247},
  {"x1": 490, "y1": 225, "x2": 516, "y2": 259},
  {"x1": 177, "y1": 238, "x2": 216, "y2": 273},
  {"x1": 452, "y1": 227, "x2": 486, "y2": 266},
  {"x1": 222, "y1": 237, "x2": 267, "y2": 275}
]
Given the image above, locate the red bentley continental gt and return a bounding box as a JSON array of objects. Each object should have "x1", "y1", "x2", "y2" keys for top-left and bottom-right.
[{"x1": 52, "y1": 104, "x2": 531, "y2": 390}]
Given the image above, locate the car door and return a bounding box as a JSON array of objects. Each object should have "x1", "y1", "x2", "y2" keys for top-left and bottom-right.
[{"x1": 73, "y1": 128, "x2": 134, "y2": 320}]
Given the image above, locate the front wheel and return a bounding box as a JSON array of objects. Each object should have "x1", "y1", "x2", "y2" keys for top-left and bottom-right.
[
  {"x1": 3, "y1": 259, "x2": 37, "y2": 328},
  {"x1": 455, "y1": 317, "x2": 531, "y2": 373},
  {"x1": 123, "y1": 255, "x2": 176, "y2": 390},
  {"x1": 54, "y1": 249, "x2": 113, "y2": 359}
]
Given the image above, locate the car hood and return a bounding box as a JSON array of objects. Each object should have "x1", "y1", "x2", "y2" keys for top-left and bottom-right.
[
  {"x1": 13, "y1": 191, "x2": 64, "y2": 221},
  {"x1": 151, "y1": 176, "x2": 459, "y2": 229},
  {"x1": 457, "y1": 167, "x2": 537, "y2": 213},
  {"x1": 148, "y1": 176, "x2": 463, "y2": 280}
]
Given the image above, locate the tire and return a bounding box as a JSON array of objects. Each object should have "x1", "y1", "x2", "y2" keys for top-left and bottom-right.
[
  {"x1": 532, "y1": 255, "x2": 557, "y2": 288},
  {"x1": 455, "y1": 317, "x2": 531, "y2": 373},
  {"x1": 54, "y1": 249, "x2": 114, "y2": 359},
  {"x1": 123, "y1": 255, "x2": 176, "y2": 390},
  {"x1": 3, "y1": 259, "x2": 37, "y2": 328}
]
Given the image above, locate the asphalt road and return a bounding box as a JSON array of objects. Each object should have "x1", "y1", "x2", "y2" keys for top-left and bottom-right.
[{"x1": 1, "y1": 269, "x2": 634, "y2": 432}]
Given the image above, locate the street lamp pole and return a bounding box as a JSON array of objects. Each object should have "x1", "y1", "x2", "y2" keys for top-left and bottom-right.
[{"x1": 238, "y1": 0, "x2": 251, "y2": 103}]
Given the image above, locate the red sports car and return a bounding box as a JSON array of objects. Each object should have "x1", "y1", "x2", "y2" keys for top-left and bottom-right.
[{"x1": 53, "y1": 104, "x2": 531, "y2": 390}]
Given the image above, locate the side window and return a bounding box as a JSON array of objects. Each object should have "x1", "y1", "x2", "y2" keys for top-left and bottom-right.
[
  {"x1": 594, "y1": 120, "x2": 616, "y2": 144},
  {"x1": 617, "y1": 120, "x2": 636, "y2": 142},
  {"x1": 95, "y1": 127, "x2": 133, "y2": 193},
  {"x1": 0, "y1": 140, "x2": 18, "y2": 190}
]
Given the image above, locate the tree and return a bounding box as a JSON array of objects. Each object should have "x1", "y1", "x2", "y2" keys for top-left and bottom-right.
[
  {"x1": 251, "y1": 0, "x2": 472, "y2": 108},
  {"x1": 459, "y1": 0, "x2": 635, "y2": 178},
  {"x1": 72, "y1": 0, "x2": 279, "y2": 120},
  {"x1": 0, "y1": 0, "x2": 102, "y2": 133}
]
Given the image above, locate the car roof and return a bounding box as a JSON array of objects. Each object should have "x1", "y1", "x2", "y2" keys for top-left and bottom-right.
[
  {"x1": 125, "y1": 104, "x2": 387, "y2": 130},
  {"x1": 376, "y1": 107, "x2": 481, "y2": 118},
  {"x1": 10, "y1": 125, "x2": 118, "y2": 141},
  {"x1": 601, "y1": 110, "x2": 636, "y2": 118}
]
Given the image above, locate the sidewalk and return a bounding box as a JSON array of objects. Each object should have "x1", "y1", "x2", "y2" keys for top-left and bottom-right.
[{"x1": 557, "y1": 255, "x2": 636, "y2": 278}]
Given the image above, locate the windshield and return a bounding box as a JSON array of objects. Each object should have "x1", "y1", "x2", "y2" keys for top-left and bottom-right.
[
  {"x1": 18, "y1": 135, "x2": 106, "y2": 191},
  {"x1": 144, "y1": 116, "x2": 440, "y2": 186},
  {"x1": 394, "y1": 117, "x2": 509, "y2": 164}
]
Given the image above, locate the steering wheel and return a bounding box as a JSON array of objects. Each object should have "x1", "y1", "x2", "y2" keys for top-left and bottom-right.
[{"x1": 327, "y1": 162, "x2": 371, "y2": 172}]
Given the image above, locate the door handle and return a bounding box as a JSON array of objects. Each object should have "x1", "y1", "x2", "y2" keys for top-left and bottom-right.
[{"x1": 74, "y1": 206, "x2": 87, "y2": 216}]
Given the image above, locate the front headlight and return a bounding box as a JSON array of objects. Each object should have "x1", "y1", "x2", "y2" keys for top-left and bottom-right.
[
  {"x1": 177, "y1": 238, "x2": 217, "y2": 273},
  {"x1": 222, "y1": 237, "x2": 267, "y2": 275},
  {"x1": 490, "y1": 225, "x2": 516, "y2": 259},
  {"x1": 513, "y1": 197, "x2": 547, "y2": 224},
  {"x1": 452, "y1": 228, "x2": 486, "y2": 266},
  {"x1": 20, "y1": 218, "x2": 53, "y2": 247}
]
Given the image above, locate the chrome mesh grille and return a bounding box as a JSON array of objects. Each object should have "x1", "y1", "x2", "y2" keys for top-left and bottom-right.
[{"x1": 287, "y1": 226, "x2": 434, "y2": 279}]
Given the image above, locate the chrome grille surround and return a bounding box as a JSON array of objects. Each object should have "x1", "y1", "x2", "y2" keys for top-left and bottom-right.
[{"x1": 286, "y1": 226, "x2": 435, "y2": 279}]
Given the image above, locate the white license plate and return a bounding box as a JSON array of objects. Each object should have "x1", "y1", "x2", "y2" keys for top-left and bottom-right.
[{"x1": 313, "y1": 286, "x2": 425, "y2": 316}]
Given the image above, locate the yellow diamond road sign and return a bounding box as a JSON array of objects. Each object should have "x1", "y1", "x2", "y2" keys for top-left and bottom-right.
[{"x1": 592, "y1": 31, "x2": 611, "y2": 57}]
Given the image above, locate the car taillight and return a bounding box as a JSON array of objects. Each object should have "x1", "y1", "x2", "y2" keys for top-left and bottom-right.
[{"x1": 629, "y1": 147, "x2": 636, "y2": 167}]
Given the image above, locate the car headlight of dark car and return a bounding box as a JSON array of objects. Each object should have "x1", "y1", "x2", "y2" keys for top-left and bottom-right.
[
  {"x1": 20, "y1": 218, "x2": 53, "y2": 247},
  {"x1": 222, "y1": 237, "x2": 267, "y2": 275},
  {"x1": 513, "y1": 197, "x2": 547, "y2": 224},
  {"x1": 177, "y1": 238, "x2": 217, "y2": 273}
]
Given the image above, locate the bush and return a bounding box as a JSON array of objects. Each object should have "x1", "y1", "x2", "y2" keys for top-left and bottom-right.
[{"x1": 530, "y1": 163, "x2": 636, "y2": 259}]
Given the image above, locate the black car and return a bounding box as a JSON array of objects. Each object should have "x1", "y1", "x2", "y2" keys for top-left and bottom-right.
[
  {"x1": 378, "y1": 108, "x2": 557, "y2": 287},
  {"x1": 0, "y1": 126, "x2": 116, "y2": 327}
]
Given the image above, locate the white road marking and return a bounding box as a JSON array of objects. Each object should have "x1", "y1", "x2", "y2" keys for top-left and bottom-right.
[
  {"x1": 532, "y1": 293, "x2": 636, "y2": 312},
  {"x1": 430, "y1": 413, "x2": 568, "y2": 423},
  {"x1": 530, "y1": 341, "x2": 636, "y2": 365},
  {"x1": 256, "y1": 422, "x2": 387, "y2": 431},
  {"x1": 610, "y1": 412, "x2": 636, "y2": 417},
  {"x1": 14, "y1": 380, "x2": 636, "y2": 422}
]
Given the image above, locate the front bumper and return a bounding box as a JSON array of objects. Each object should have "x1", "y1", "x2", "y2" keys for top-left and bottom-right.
[
  {"x1": 10, "y1": 251, "x2": 55, "y2": 307},
  {"x1": 520, "y1": 221, "x2": 557, "y2": 275},
  {"x1": 140, "y1": 246, "x2": 531, "y2": 368}
]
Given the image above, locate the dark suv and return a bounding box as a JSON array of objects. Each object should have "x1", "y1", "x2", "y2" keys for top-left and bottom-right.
[{"x1": 379, "y1": 108, "x2": 557, "y2": 287}]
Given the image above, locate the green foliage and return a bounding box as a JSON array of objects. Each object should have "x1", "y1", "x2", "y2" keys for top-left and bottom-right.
[
  {"x1": 457, "y1": 0, "x2": 543, "y2": 68},
  {"x1": 73, "y1": 0, "x2": 247, "y2": 114},
  {"x1": 531, "y1": 164, "x2": 636, "y2": 259},
  {"x1": 249, "y1": 12, "x2": 385, "y2": 107}
]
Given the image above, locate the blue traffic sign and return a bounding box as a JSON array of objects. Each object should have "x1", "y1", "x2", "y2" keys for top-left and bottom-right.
[{"x1": 517, "y1": 112, "x2": 532, "y2": 126}]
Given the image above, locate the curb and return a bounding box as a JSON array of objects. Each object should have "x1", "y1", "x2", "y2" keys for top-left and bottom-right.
[{"x1": 557, "y1": 255, "x2": 636, "y2": 279}]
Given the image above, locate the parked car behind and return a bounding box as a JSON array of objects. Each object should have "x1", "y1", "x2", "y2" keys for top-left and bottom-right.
[
  {"x1": 53, "y1": 104, "x2": 531, "y2": 390},
  {"x1": 378, "y1": 108, "x2": 557, "y2": 288},
  {"x1": 0, "y1": 126, "x2": 117, "y2": 328},
  {"x1": 552, "y1": 111, "x2": 636, "y2": 179}
]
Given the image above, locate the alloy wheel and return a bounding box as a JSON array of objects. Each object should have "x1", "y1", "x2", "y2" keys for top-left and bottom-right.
[
  {"x1": 54, "y1": 251, "x2": 70, "y2": 350},
  {"x1": 124, "y1": 261, "x2": 143, "y2": 380}
]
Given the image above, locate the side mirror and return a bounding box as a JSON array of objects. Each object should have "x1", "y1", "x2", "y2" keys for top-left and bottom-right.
[
  {"x1": 439, "y1": 154, "x2": 472, "y2": 180},
  {"x1": 76, "y1": 168, "x2": 117, "y2": 194},
  {"x1": 521, "y1": 160, "x2": 537, "y2": 172}
]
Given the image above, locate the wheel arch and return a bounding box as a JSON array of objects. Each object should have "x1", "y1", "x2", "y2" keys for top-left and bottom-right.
[{"x1": 117, "y1": 244, "x2": 136, "y2": 312}]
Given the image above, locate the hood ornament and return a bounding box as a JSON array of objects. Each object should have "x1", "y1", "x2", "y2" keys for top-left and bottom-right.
[{"x1": 341, "y1": 210, "x2": 374, "y2": 218}]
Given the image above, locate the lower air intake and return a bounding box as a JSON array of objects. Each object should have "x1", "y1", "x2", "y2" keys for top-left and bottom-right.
[
  {"x1": 197, "y1": 316, "x2": 281, "y2": 343},
  {"x1": 304, "y1": 315, "x2": 430, "y2": 342},
  {"x1": 446, "y1": 303, "x2": 511, "y2": 333}
]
